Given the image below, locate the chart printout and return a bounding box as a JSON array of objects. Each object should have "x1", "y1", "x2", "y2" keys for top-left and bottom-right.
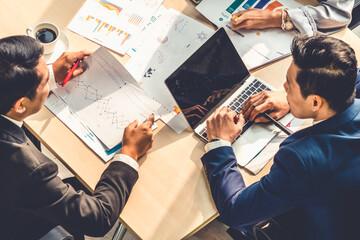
[
  {"x1": 68, "y1": 0, "x2": 164, "y2": 55},
  {"x1": 53, "y1": 47, "x2": 161, "y2": 149},
  {"x1": 45, "y1": 93, "x2": 119, "y2": 162},
  {"x1": 196, "y1": 0, "x2": 303, "y2": 69},
  {"x1": 125, "y1": 9, "x2": 215, "y2": 133}
]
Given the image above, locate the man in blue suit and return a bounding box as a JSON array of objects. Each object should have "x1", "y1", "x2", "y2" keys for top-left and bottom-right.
[{"x1": 201, "y1": 35, "x2": 360, "y2": 240}]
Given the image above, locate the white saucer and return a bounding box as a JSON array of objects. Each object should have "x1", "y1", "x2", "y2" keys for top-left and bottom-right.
[{"x1": 44, "y1": 31, "x2": 69, "y2": 64}]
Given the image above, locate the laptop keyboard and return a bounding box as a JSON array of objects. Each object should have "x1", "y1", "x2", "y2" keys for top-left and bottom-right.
[{"x1": 200, "y1": 79, "x2": 271, "y2": 141}]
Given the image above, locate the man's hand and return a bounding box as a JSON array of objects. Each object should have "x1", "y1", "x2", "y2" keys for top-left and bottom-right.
[
  {"x1": 231, "y1": 8, "x2": 282, "y2": 30},
  {"x1": 206, "y1": 107, "x2": 245, "y2": 142},
  {"x1": 242, "y1": 90, "x2": 290, "y2": 122},
  {"x1": 52, "y1": 51, "x2": 91, "y2": 84},
  {"x1": 120, "y1": 114, "x2": 155, "y2": 161}
]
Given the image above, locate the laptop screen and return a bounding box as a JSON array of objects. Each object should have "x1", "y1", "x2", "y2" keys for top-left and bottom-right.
[{"x1": 165, "y1": 28, "x2": 250, "y2": 129}]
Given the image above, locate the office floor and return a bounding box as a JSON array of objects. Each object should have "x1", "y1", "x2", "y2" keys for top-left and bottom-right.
[{"x1": 42, "y1": 25, "x2": 360, "y2": 240}]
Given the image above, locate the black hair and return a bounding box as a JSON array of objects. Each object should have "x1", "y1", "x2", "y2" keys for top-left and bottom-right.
[
  {"x1": 0, "y1": 35, "x2": 43, "y2": 114},
  {"x1": 291, "y1": 35, "x2": 357, "y2": 113}
]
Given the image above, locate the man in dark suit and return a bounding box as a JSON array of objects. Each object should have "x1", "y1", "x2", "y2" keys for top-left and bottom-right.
[
  {"x1": 201, "y1": 35, "x2": 360, "y2": 239},
  {"x1": 0, "y1": 36, "x2": 154, "y2": 239}
]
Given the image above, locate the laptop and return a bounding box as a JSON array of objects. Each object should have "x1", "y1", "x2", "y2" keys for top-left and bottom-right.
[{"x1": 165, "y1": 27, "x2": 281, "y2": 166}]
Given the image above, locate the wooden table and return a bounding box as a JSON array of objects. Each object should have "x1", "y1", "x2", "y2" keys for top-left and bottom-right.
[{"x1": 1, "y1": 0, "x2": 360, "y2": 239}]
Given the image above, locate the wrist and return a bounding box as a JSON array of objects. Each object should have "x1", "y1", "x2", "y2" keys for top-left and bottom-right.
[
  {"x1": 270, "y1": 10, "x2": 282, "y2": 28},
  {"x1": 281, "y1": 10, "x2": 294, "y2": 31},
  {"x1": 120, "y1": 146, "x2": 139, "y2": 161},
  {"x1": 209, "y1": 135, "x2": 233, "y2": 143}
]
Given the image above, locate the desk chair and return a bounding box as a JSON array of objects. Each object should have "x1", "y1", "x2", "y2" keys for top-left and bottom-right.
[
  {"x1": 112, "y1": 222, "x2": 127, "y2": 240},
  {"x1": 39, "y1": 225, "x2": 73, "y2": 240},
  {"x1": 349, "y1": 0, "x2": 360, "y2": 29},
  {"x1": 253, "y1": 218, "x2": 289, "y2": 240}
]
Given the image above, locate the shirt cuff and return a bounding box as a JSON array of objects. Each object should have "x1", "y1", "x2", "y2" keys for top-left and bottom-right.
[
  {"x1": 287, "y1": 7, "x2": 316, "y2": 36},
  {"x1": 113, "y1": 154, "x2": 139, "y2": 171},
  {"x1": 204, "y1": 139, "x2": 231, "y2": 152},
  {"x1": 47, "y1": 64, "x2": 58, "y2": 91}
]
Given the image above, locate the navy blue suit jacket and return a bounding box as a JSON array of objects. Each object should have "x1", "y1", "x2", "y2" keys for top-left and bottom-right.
[
  {"x1": 356, "y1": 68, "x2": 360, "y2": 98},
  {"x1": 201, "y1": 99, "x2": 360, "y2": 239}
]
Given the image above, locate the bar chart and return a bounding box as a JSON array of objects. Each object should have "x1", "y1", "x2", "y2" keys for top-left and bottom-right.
[
  {"x1": 226, "y1": 0, "x2": 285, "y2": 14},
  {"x1": 128, "y1": 13, "x2": 144, "y2": 26},
  {"x1": 68, "y1": 0, "x2": 164, "y2": 55},
  {"x1": 85, "y1": 15, "x2": 131, "y2": 45}
]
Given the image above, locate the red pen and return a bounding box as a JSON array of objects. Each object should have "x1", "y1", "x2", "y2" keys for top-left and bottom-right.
[{"x1": 62, "y1": 59, "x2": 81, "y2": 87}]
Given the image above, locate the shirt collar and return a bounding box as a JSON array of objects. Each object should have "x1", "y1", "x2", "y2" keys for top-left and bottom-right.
[
  {"x1": 0, "y1": 114, "x2": 23, "y2": 128},
  {"x1": 312, "y1": 119, "x2": 325, "y2": 125}
]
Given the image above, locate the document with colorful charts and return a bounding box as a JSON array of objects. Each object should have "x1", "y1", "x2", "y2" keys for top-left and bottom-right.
[
  {"x1": 67, "y1": 0, "x2": 164, "y2": 55},
  {"x1": 125, "y1": 9, "x2": 215, "y2": 134},
  {"x1": 52, "y1": 47, "x2": 161, "y2": 150},
  {"x1": 196, "y1": 0, "x2": 303, "y2": 70}
]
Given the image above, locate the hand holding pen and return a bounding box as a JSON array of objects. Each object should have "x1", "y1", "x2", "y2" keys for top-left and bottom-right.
[
  {"x1": 62, "y1": 59, "x2": 81, "y2": 86},
  {"x1": 51, "y1": 51, "x2": 92, "y2": 85}
]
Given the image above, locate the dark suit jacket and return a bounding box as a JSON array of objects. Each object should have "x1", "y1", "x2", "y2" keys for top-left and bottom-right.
[
  {"x1": 0, "y1": 116, "x2": 138, "y2": 240},
  {"x1": 201, "y1": 99, "x2": 360, "y2": 239}
]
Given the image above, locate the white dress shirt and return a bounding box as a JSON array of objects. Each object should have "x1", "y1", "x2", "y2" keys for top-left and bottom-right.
[{"x1": 204, "y1": 138, "x2": 231, "y2": 153}]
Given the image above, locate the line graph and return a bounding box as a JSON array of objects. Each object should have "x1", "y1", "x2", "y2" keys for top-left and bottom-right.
[
  {"x1": 72, "y1": 79, "x2": 130, "y2": 129},
  {"x1": 74, "y1": 79, "x2": 102, "y2": 102},
  {"x1": 97, "y1": 98, "x2": 130, "y2": 129}
]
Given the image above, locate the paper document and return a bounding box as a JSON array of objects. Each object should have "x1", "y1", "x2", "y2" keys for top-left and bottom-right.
[
  {"x1": 196, "y1": 0, "x2": 303, "y2": 70},
  {"x1": 53, "y1": 47, "x2": 161, "y2": 149},
  {"x1": 234, "y1": 113, "x2": 294, "y2": 167},
  {"x1": 244, "y1": 117, "x2": 305, "y2": 174},
  {"x1": 68, "y1": 0, "x2": 164, "y2": 55},
  {"x1": 125, "y1": 8, "x2": 215, "y2": 133},
  {"x1": 126, "y1": 5, "x2": 168, "y2": 57},
  {"x1": 45, "y1": 93, "x2": 120, "y2": 162}
]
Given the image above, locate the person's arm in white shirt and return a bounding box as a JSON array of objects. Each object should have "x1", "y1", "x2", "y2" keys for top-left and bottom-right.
[
  {"x1": 287, "y1": 0, "x2": 354, "y2": 36},
  {"x1": 47, "y1": 64, "x2": 58, "y2": 91},
  {"x1": 204, "y1": 139, "x2": 232, "y2": 153},
  {"x1": 113, "y1": 154, "x2": 139, "y2": 171}
]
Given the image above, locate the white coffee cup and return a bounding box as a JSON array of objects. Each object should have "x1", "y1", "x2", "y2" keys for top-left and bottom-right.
[{"x1": 26, "y1": 22, "x2": 60, "y2": 55}]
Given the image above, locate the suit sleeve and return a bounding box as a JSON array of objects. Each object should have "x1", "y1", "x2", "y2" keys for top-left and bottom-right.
[
  {"x1": 287, "y1": 0, "x2": 354, "y2": 36},
  {"x1": 201, "y1": 146, "x2": 312, "y2": 227},
  {"x1": 15, "y1": 155, "x2": 138, "y2": 237}
]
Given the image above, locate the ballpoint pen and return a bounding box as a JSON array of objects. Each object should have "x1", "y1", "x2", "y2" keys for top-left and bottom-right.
[
  {"x1": 261, "y1": 112, "x2": 293, "y2": 136},
  {"x1": 62, "y1": 59, "x2": 81, "y2": 87}
]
